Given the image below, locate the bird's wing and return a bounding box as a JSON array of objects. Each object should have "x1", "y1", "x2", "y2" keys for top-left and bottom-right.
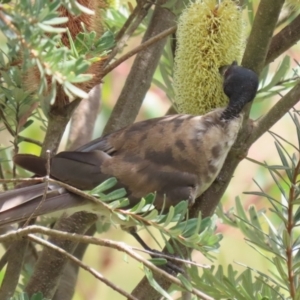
[
  {"x1": 49, "y1": 114, "x2": 201, "y2": 203},
  {"x1": 102, "y1": 154, "x2": 199, "y2": 209},
  {"x1": 5, "y1": 114, "x2": 201, "y2": 221}
]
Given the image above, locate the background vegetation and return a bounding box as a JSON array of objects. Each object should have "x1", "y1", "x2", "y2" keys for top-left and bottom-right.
[{"x1": 0, "y1": 0, "x2": 300, "y2": 299}]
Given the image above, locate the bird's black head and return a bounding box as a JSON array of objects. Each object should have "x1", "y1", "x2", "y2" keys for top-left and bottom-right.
[
  {"x1": 219, "y1": 61, "x2": 259, "y2": 120},
  {"x1": 222, "y1": 61, "x2": 259, "y2": 105}
]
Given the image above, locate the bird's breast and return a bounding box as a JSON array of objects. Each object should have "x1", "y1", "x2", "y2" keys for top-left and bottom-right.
[{"x1": 188, "y1": 113, "x2": 243, "y2": 196}]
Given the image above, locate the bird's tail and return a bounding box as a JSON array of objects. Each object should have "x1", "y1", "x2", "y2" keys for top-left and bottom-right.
[{"x1": 0, "y1": 183, "x2": 89, "y2": 227}]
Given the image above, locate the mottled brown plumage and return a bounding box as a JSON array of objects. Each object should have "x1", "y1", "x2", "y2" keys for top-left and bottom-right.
[{"x1": 0, "y1": 62, "x2": 259, "y2": 226}]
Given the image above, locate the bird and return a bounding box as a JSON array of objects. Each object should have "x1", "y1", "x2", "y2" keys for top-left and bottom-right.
[{"x1": 0, "y1": 62, "x2": 259, "y2": 228}]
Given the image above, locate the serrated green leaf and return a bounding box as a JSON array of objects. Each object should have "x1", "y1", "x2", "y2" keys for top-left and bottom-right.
[
  {"x1": 89, "y1": 177, "x2": 117, "y2": 194},
  {"x1": 148, "y1": 258, "x2": 168, "y2": 266},
  {"x1": 144, "y1": 267, "x2": 173, "y2": 300},
  {"x1": 101, "y1": 188, "x2": 127, "y2": 201},
  {"x1": 143, "y1": 209, "x2": 159, "y2": 220},
  {"x1": 163, "y1": 206, "x2": 175, "y2": 227},
  {"x1": 63, "y1": 81, "x2": 88, "y2": 99},
  {"x1": 177, "y1": 273, "x2": 193, "y2": 292},
  {"x1": 42, "y1": 17, "x2": 68, "y2": 25},
  {"x1": 38, "y1": 23, "x2": 66, "y2": 33},
  {"x1": 129, "y1": 198, "x2": 146, "y2": 213},
  {"x1": 260, "y1": 56, "x2": 290, "y2": 92}
]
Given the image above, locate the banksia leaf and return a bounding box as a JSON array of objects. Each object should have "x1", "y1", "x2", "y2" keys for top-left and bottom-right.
[
  {"x1": 173, "y1": 0, "x2": 245, "y2": 115},
  {"x1": 285, "y1": 0, "x2": 300, "y2": 9},
  {"x1": 24, "y1": 0, "x2": 107, "y2": 108}
]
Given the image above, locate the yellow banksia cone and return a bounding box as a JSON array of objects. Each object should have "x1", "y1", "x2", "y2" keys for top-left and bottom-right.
[{"x1": 173, "y1": 0, "x2": 245, "y2": 115}]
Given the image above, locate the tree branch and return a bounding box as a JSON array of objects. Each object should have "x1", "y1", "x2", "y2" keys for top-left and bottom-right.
[
  {"x1": 67, "y1": 85, "x2": 101, "y2": 150},
  {"x1": 28, "y1": 234, "x2": 140, "y2": 300},
  {"x1": 104, "y1": 0, "x2": 176, "y2": 134},
  {"x1": 103, "y1": 25, "x2": 177, "y2": 77},
  {"x1": 0, "y1": 239, "x2": 28, "y2": 300},
  {"x1": 242, "y1": 0, "x2": 285, "y2": 73},
  {"x1": 266, "y1": 14, "x2": 300, "y2": 65},
  {"x1": 0, "y1": 225, "x2": 213, "y2": 300},
  {"x1": 103, "y1": 0, "x2": 153, "y2": 69},
  {"x1": 53, "y1": 225, "x2": 97, "y2": 300},
  {"x1": 41, "y1": 98, "x2": 81, "y2": 157},
  {"x1": 25, "y1": 212, "x2": 98, "y2": 298}
]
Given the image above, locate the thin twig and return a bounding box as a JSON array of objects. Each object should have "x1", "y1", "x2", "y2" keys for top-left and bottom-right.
[
  {"x1": 0, "y1": 163, "x2": 8, "y2": 191},
  {"x1": 242, "y1": 0, "x2": 285, "y2": 73},
  {"x1": 18, "y1": 136, "x2": 43, "y2": 147},
  {"x1": 266, "y1": 14, "x2": 300, "y2": 65},
  {"x1": 0, "y1": 239, "x2": 28, "y2": 299},
  {"x1": 0, "y1": 226, "x2": 213, "y2": 300},
  {"x1": 0, "y1": 175, "x2": 207, "y2": 249},
  {"x1": 103, "y1": 0, "x2": 153, "y2": 69},
  {"x1": 115, "y1": 2, "x2": 144, "y2": 41},
  {"x1": 285, "y1": 157, "x2": 300, "y2": 298},
  {"x1": 103, "y1": 25, "x2": 177, "y2": 77},
  {"x1": 27, "y1": 234, "x2": 139, "y2": 300}
]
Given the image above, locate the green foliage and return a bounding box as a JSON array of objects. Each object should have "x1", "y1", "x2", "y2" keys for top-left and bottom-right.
[
  {"x1": 10, "y1": 292, "x2": 49, "y2": 300},
  {"x1": 257, "y1": 56, "x2": 297, "y2": 101},
  {"x1": 214, "y1": 111, "x2": 300, "y2": 299},
  {"x1": 89, "y1": 178, "x2": 221, "y2": 256},
  {"x1": 0, "y1": 0, "x2": 114, "y2": 118}
]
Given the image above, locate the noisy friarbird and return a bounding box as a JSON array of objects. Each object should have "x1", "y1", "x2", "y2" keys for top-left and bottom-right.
[{"x1": 0, "y1": 62, "x2": 259, "y2": 227}]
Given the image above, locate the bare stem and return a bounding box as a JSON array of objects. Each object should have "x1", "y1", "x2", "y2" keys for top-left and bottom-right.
[
  {"x1": 28, "y1": 234, "x2": 139, "y2": 300},
  {"x1": 242, "y1": 0, "x2": 285, "y2": 73},
  {"x1": 0, "y1": 226, "x2": 213, "y2": 300},
  {"x1": 285, "y1": 156, "x2": 300, "y2": 298},
  {"x1": 103, "y1": 0, "x2": 153, "y2": 68},
  {"x1": 103, "y1": 25, "x2": 177, "y2": 76},
  {"x1": 266, "y1": 14, "x2": 300, "y2": 65}
]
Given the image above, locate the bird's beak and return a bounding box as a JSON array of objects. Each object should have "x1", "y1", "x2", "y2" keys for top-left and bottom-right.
[{"x1": 219, "y1": 60, "x2": 238, "y2": 75}]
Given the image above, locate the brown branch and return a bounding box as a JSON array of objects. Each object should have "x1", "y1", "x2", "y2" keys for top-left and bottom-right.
[
  {"x1": 41, "y1": 98, "x2": 81, "y2": 157},
  {"x1": 0, "y1": 239, "x2": 28, "y2": 299},
  {"x1": 25, "y1": 212, "x2": 98, "y2": 298},
  {"x1": 115, "y1": 2, "x2": 147, "y2": 41},
  {"x1": 103, "y1": 25, "x2": 177, "y2": 77},
  {"x1": 53, "y1": 224, "x2": 97, "y2": 300},
  {"x1": 67, "y1": 85, "x2": 101, "y2": 150},
  {"x1": 103, "y1": 0, "x2": 153, "y2": 69},
  {"x1": 104, "y1": 0, "x2": 176, "y2": 134},
  {"x1": 242, "y1": 0, "x2": 285, "y2": 73},
  {"x1": 28, "y1": 234, "x2": 140, "y2": 300},
  {"x1": 0, "y1": 225, "x2": 207, "y2": 269},
  {"x1": 18, "y1": 136, "x2": 43, "y2": 147},
  {"x1": 0, "y1": 225, "x2": 213, "y2": 300},
  {"x1": 266, "y1": 14, "x2": 300, "y2": 65}
]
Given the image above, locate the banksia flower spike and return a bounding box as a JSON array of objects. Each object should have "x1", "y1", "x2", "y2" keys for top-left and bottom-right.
[{"x1": 173, "y1": 0, "x2": 245, "y2": 115}]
